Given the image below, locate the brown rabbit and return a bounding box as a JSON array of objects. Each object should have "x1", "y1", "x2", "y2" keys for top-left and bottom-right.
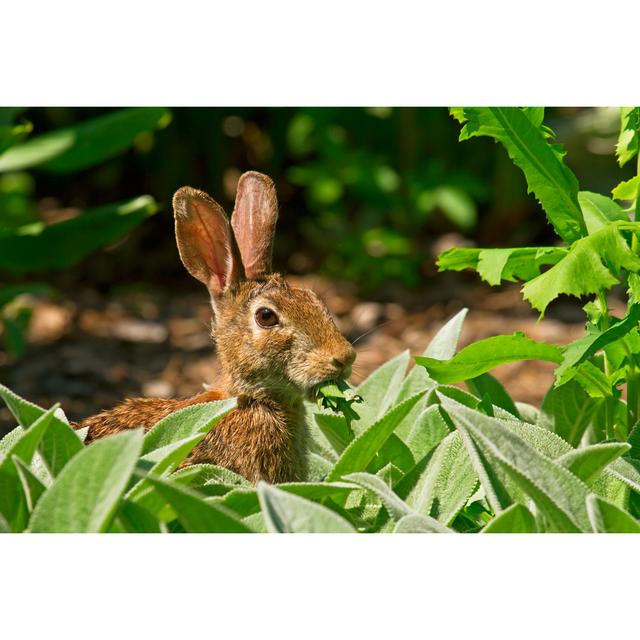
[{"x1": 79, "y1": 172, "x2": 355, "y2": 483}]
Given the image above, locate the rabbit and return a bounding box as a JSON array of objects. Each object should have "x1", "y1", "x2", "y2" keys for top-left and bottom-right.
[{"x1": 78, "y1": 171, "x2": 356, "y2": 483}]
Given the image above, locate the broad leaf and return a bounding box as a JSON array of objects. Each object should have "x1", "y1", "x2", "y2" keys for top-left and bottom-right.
[
  {"x1": 0, "y1": 107, "x2": 170, "y2": 173},
  {"x1": 0, "y1": 197, "x2": 158, "y2": 275},
  {"x1": 30, "y1": 430, "x2": 144, "y2": 533},
  {"x1": 616, "y1": 107, "x2": 640, "y2": 167},
  {"x1": 257, "y1": 482, "x2": 356, "y2": 533},
  {"x1": 416, "y1": 333, "x2": 562, "y2": 384},
  {"x1": 342, "y1": 472, "x2": 412, "y2": 520},
  {"x1": 578, "y1": 191, "x2": 628, "y2": 234}
]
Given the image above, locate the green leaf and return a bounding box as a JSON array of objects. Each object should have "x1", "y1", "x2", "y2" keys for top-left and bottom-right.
[
  {"x1": 440, "y1": 394, "x2": 592, "y2": 532},
  {"x1": 353, "y1": 350, "x2": 410, "y2": 431},
  {"x1": 438, "y1": 246, "x2": 567, "y2": 286},
  {"x1": 393, "y1": 514, "x2": 453, "y2": 533},
  {"x1": 12, "y1": 456, "x2": 46, "y2": 514},
  {"x1": 416, "y1": 333, "x2": 562, "y2": 384},
  {"x1": 0, "y1": 406, "x2": 56, "y2": 530},
  {"x1": 342, "y1": 472, "x2": 412, "y2": 520},
  {"x1": 555, "y1": 304, "x2": 640, "y2": 386},
  {"x1": 115, "y1": 499, "x2": 165, "y2": 533},
  {"x1": 557, "y1": 443, "x2": 630, "y2": 484},
  {"x1": 616, "y1": 107, "x2": 640, "y2": 168},
  {"x1": 0, "y1": 385, "x2": 81, "y2": 476},
  {"x1": 0, "y1": 197, "x2": 158, "y2": 275},
  {"x1": 30, "y1": 430, "x2": 144, "y2": 533},
  {"x1": 453, "y1": 107, "x2": 585, "y2": 242},
  {"x1": 327, "y1": 392, "x2": 426, "y2": 481},
  {"x1": 404, "y1": 431, "x2": 478, "y2": 525},
  {"x1": 405, "y1": 405, "x2": 451, "y2": 461},
  {"x1": 142, "y1": 399, "x2": 236, "y2": 454},
  {"x1": 538, "y1": 380, "x2": 603, "y2": 446},
  {"x1": 466, "y1": 372, "x2": 519, "y2": 418},
  {"x1": 422, "y1": 307, "x2": 469, "y2": 361},
  {"x1": 612, "y1": 175, "x2": 640, "y2": 202},
  {"x1": 257, "y1": 482, "x2": 356, "y2": 533},
  {"x1": 314, "y1": 413, "x2": 353, "y2": 454},
  {"x1": 587, "y1": 494, "x2": 640, "y2": 532},
  {"x1": 142, "y1": 474, "x2": 251, "y2": 532},
  {"x1": 578, "y1": 191, "x2": 628, "y2": 234},
  {"x1": 523, "y1": 223, "x2": 640, "y2": 315},
  {"x1": 481, "y1": 503, "x2": 537, "y2": 533},
  {"x1": 0, "y1": 107, "x2": 171, "y2": 173}
]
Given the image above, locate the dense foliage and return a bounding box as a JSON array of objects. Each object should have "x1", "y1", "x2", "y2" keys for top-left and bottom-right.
[{"x1": 2, "y1": 306, "x2": 640, "y2": 533}]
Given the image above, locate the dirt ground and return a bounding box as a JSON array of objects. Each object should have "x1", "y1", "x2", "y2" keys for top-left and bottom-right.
[{"x1": 0, "y1": 272, "x2": 592, "y2": 435}]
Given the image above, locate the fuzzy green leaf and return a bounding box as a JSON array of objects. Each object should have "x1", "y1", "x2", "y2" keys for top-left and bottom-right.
[
  {"x1": 557, "y1": 443, "x2": 630, "y2": 485},
  {"x1": 142, "y1": 399, "x2": 236, "y2": 454},
  {"x1": 481, "y1": 503, "x2": 537, "y2": 533},
  {"x1": 587, "y1": 494, "x2": 640, "y2": 532},
  {"x1": 30, "y1": 430, "x2": 144, "y2": 533},
  {"x1": 393, "y1": 514, "x2": 453, "y2": 533},
  {"x1": 440, "y1": 394, "x2": 592, "y2": 532},
  {"x1": 257, "y1": 482, "x2": 356, "y2": 533}
]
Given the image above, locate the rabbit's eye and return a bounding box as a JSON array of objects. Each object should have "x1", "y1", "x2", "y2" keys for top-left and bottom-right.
[{"x1": 255, "y1": 307, "x2": 279, "y2": 328}]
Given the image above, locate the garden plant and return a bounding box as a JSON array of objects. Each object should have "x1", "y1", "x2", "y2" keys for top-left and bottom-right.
[{"x1": 1, "y1": 106, "x2": 640, "y2": 533}]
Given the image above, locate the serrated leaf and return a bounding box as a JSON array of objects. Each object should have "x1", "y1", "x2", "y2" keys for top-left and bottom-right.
[
  {"x1": 0, "y1": 107, "x2": 170, "y2": 173},
  {"x1": 616, "y1": 107, "x2": 640, "y2": 168},
  {"x1": 257, "y1": 482, "x2": 356, "y2": 533},
  {"x1": 393, "y1": 514, "x2": 453, "y2": 533},
  {"x1": 453, "y1": 107, "x2": 585, "y2": 242},
  {"x1": 612, "y1": 175, "x2": 640, "y2": 201},
  {"x1": 142, "y1": 399, "x2": 236, "y2": 454},
  {"x1": 587, "y1": 494, "x2": 640, "y2": 532},
  {"x1": 30, "y1": 430, "x2": 144, "y2": 533},
  {"x1": 327, "y1": 392, "x2": 425, "y2": 481},
  {"x1": 416, "y1": 333, "x2": 562, "y2": 384},
  {"x1": 481, "y1": 503, "x2": 537, "y2": 533},
  {"x1": 438, "y1": 246, "x2": 567, "y2": 286},
  {"x1": 523, "y1": 223, "x2": 640, "y2": 315},
  {"x1": 440, "y1": 394, "x2": 592, "y2": 532},
  {"x1": 557, "y1": 443, "x2": 630, "y2": 484}
]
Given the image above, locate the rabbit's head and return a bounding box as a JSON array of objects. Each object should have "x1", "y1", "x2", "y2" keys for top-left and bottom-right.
[{"x1": 173, "y1": 172, "x2": 355, "y2": 402}]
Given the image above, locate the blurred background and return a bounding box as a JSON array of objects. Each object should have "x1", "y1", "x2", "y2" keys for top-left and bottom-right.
[{"x1": 0, "y1": 107, "x2": 633, "y2": 434}]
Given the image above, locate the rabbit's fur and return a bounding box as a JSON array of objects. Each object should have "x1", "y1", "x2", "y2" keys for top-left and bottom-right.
[{"x1": 79, "y1": 172, "x2": 355, "y2": 483}]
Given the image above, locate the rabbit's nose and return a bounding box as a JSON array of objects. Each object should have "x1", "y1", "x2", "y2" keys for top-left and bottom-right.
[{"x1": 331, "y1": 349, "x2": 356, "y2": 375}]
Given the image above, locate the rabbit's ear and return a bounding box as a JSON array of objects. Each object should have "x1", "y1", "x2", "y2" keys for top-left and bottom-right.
[
  {"x1": 173, "y1": 187, "x2": 243, "y2": 297},
  {"x1": 231, "y1": 172, "x2": 278, "y2": 280}
]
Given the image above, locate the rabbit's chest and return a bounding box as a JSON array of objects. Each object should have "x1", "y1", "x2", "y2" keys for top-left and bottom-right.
[{"x1": 195, "y1": 402, "x2": 305, "y2": 483}]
